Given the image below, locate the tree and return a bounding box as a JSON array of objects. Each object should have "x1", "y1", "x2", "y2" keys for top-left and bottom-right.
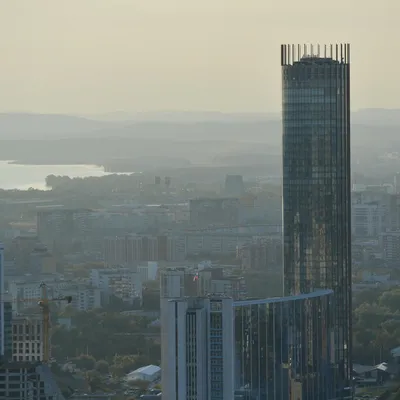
[
  {"x1": 71, "y1": 355, "x2": 96, "y2": 371},
  {"x1": 379, "y1": 289, "x2": 400, "y2": 313},
  {"x1": 95, "y1": 360, "x2": 109, "y2": 374},
  {"x1": 353, "y1": 287, "x2": 383, "y2": 308},
  {"x1": 86, "y1": 370, "x2": 103, "y2": 393},
  {"x1": 353, "y1": 303, "x2": 389, "y2": 327},
  {"x1": 128, "y1": 379, "x2": 150, "y2": 392},
  {"x1": 51, "y1": 310, "x2": 161, "y2": 364}
]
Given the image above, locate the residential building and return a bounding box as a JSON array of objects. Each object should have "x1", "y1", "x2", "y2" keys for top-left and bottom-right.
[
  {"x1": 195, "y1": 269, "x2": 247, "y2": 300},
  {"x1": 237, "y1": 237, "x2": 282, "y2": 271},
  {"x1": 184, "y1": 232, "x2": 253, "y2": 256},
  {"x1": 160, "y1": 268, "x2": 186, "y2": 394},
  {"x1": 208, "y1": 277, "x2": 246, "y2": 300},
  {"x1": 189, "y1": 197, "x2": 240, "y2": 228},
  {"x1": 138, "y1": 261, "x2": 158, "y2": 281},
  {"x1": 388, "y1": 194, "x2": 400, "y2": 231},
  {"x1": 395, "y1": 173, "x2": 400, "y2": 194},
  {"x1": 9, "y1": 280, "x2": 53, "y2": 313},
  {"x1": 104, "y1": 234, "x2": 185, "y2": 266},
  {"x1": 59, "y1": 284, "x2": 101, "y2": 312},
  {"x1": 29, "y1": 244, "x2": 57, "y2": 274},
  {"x1": 224, "y1": 175, "x2": 244, "y2": 197},
  {"x1": 163, "y1": 296, "x2": 234, "y2": 400},
  {"x1": 90, "y1": 267, "x2": 142, "y2": 304},
  {"x1": 9, "y1": 279, "x2": 100, "y2": 313},
  {"x1": 160, "y1": 268, "x2": 185, "y2": 300},
  {"x1": 12, "y1": 315, "x2": 44, "y2": 362},
  {"x1": 281, "y1": 44, "x2": 352, "y2": 395},
  {"x1": 36, "y1": 207, "x2": 92, "y2": 252},
  {"x1": 3, "y1": 300, "x2": 12, "y2": 361},
  {"x1": 352, "y1": 190, "x2": 394, "y2": 232},
  {"x1": 0, "y1": 362, "x2": 64, "y2": 399},
  {"x1": 351, "y1": 203, "x2": 385, "y2": 237},
  {"x1": 10, "y1": 235, "x2": 39, "y2": 271},
  {"x1": 381, "y1": 231, "x2": 400, "y2": 263}
]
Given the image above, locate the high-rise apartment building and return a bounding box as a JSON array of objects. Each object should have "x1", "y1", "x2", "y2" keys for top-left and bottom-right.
[
  {"x1": 37, "y1": 207, "x2": 92, "y2": 252},
  {"x1": 104, "y1": 234, "x2": 186, "y2": 266},
  {"x1": 163, "y1": 296, "x2": 234, "y2": 400},
  {"x1": 281, "y1": 44, "x2": 352, "y2": 395},
  {"x1": 12, "y1": 316, "x2": 45, "y2": 362},
  {"x1": 224, "y1": 175, "x2": 244, "y2": 197},
  {"x1": 189, "y1": 198, "x2": 240, "y2": 227}
]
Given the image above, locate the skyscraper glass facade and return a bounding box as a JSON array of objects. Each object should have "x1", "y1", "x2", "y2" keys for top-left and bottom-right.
[
  {"x1": 234, "y1": 290, "x2": 336, "y2": 400},
  {"x1": 281, "y1": 44, "x2": 352, "y2": 395}
]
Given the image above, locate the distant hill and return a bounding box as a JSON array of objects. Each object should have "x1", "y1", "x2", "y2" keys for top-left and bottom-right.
[
  {"x1": 0, "y1": 111, "x2": 399, "y2": 168},
  {"x1": 84, "y1": 111, "x2": 277, "y2": 122},
  {"x1": 0, "y1": 113, "x2": 117, "y2": 139},
  {"x1": 352, "y1": 109, "x2": 400, "y2": 126},
  {"x1": 0, "y1": 110, "x2": 399, "y2": 141}
]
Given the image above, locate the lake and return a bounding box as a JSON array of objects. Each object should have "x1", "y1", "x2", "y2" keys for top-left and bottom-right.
[{"x1": 0, "y1": 161, "x2": 110, "y2": 190}]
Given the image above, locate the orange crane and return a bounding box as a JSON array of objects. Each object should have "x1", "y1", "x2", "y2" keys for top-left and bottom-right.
[
  {"x1": 6, "y1": 282, "x2": 72, "y2": 363},
  {"x1": 37, "y1": 282, "x2": 72, "y2": 363}
]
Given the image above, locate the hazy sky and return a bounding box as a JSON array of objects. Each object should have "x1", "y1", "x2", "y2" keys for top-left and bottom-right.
[{"x1": 0, "y1": 0, "x2": 399, "y2": 114}]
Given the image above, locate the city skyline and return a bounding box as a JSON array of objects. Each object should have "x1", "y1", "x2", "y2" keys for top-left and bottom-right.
[{"x1": 0, "y1": 0, "x2": 399, "y2": 114}]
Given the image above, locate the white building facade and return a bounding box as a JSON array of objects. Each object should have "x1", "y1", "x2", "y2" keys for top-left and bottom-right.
[
  {"x1": 351, "y1": 203, "x2": 385, "y2": 237},
  {"x1": 163, "y1": 296, "x2": 234, "y2": 400},
  {"x1": 90, "y1": 267, "x2": 142, "y2": 304}
]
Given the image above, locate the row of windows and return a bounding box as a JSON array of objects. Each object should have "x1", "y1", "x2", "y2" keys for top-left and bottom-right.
[
  {"x1": 284, "y1": 88, "x2": 325, "y2": 96},
  {"x1": 283, "y1": 96, "x2": 337, "y2": 104}
]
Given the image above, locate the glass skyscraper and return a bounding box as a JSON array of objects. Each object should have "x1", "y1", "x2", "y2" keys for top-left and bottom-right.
[
  {"x1": 281, "y1": 44, "x2": 352, "y2": 396},
  {"x1": 234, "y1": 290, "x2": 336, "y2": 400}
]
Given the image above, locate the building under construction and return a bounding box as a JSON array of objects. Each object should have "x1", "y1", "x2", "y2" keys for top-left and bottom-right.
[{"x1": 0, "y1": 361, "x2": 64, "y2": 399}]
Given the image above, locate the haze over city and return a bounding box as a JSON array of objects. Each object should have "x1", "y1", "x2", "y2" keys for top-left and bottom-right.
[
  {"x1": 2, "y1": 1, "x2": 400, "y2": 400},
  {"x1": 1, "y1": 0, "x2": 399, "y2": 114}
]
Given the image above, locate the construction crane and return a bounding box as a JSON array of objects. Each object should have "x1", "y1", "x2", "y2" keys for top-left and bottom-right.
[
  {"x1": 37, "y1": 282, "x2": 72, "y2": 363},
  {"x1": 4, "y1": 282, "x2": 72, "y2": 363}
]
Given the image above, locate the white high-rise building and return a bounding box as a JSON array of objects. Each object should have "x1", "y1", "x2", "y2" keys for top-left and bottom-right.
[
  {"x1": 163, "y1": 296, "x2": 234, "y2": 400},
  {"x1": 138, "y1": 261, "x2": 158, "y2": 281},
  {"x1": 160, "y1": 268, "x2": 186, "y2": 392}
]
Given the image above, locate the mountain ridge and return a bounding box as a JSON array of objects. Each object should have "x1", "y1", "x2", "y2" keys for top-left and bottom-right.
[{"x1": 0, "y1": 109, "x2": 399, "y2": 141}]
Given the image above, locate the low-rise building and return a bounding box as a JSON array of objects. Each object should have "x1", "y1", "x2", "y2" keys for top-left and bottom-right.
[
  {"x1": 90, "y1": 267, "x2": 142, "y2": 304},
  {"x1": 126, "y1": 365, "x2": 161, "y2": 383}
]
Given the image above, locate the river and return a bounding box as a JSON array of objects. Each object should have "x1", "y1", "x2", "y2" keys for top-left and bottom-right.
[{"x1": 0, "y1": 161, "x2": 111, "y2": 190}]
